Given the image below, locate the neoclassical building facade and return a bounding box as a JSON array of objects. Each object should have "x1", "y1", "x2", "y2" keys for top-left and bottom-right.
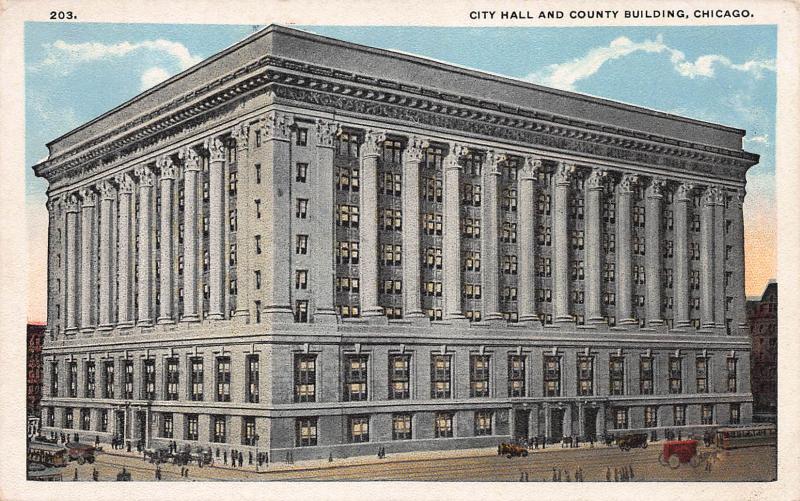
[{"x1": 34, "y1": 26, "x2": 758, "y2": 460}]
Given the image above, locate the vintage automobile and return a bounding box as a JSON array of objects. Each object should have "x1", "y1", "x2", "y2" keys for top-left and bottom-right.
[
  {"x1": 617, "y1": 433, "x2": 649, "y2": 451},
  {"x1": 498, "y1": 442, "x2": 529, "y2": 458},
  {"x1": 658, "y1": 439, "x2": 700, "y2": 469},
  {"x1": 64, "y1": 442, "x2": 96, "y2": 465},
  {"x1": 143, "y1": 447, "x2": 171, "y2": 464}
]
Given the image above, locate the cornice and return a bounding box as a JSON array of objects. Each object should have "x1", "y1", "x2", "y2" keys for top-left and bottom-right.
[{"x1": 33, "y1": 54, "x2": 760, "y2": 187}]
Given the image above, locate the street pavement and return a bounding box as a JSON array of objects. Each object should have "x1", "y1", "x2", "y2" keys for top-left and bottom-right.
[{"x1": 58, "y1": 443, "x2": 776, "y2": 482}]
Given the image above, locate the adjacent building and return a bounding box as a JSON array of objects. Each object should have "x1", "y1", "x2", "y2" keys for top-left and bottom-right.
[
  {"x1": 33, "y1": 25, "x2": 758, "y2": 460},
  {"x1": 27, "y1": 323, "x2": 46, "y2": 436},
  {"x1": 748, "y1": 281, "x2": 777, "y2": 422}
]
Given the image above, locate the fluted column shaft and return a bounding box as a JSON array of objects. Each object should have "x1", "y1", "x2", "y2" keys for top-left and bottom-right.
[
  {"x1": 98, "y1": 182, "x2": 115, "y2": 328},
  {"x1": 135, "y1": 166, "x2": 154, "y2": 326},
  {"x1": 645, "y1": 179, "x2": 665, "y2": 326},
  {"x1": 584, "y1": 169, "x2": 605, "y2": 323},
  {"x1": 615, "y1": 175, "x2": 637, "y2": 324},
  {"x1": 517, "y1": 157, "x2": 539, "y2": 322},
  {"x1": 481, "y1": 152, "x2": 502, "y2": 321},
  {"x1": 713, "y1": 190, "x2": 726, "y2": 329},
  {"x1": 552, "y1": 163, "x2": 573, "y2": 323},
  {"x1": 181, "y1": 149, "x2": 200, "y2": 322},
  {"x1": 207, "y1": 138, "x2": 226, "y2": 320},
  {"x1": 731, "y1": 190, "x2": 747, "y2": 332},
  {"x1": 359, "y1": 131, "x2": 385, "y2": 318},
  {"x1": 115, "y1": 175, "x2": 134, "y2": 326},
  {"x1": 158, "y1": 158, "x2": 177, "y2": 324},
  {"x1": 312, "y1": 121, "x2": 338, "y2": 322},
  {"x1": 64, "y1": 197, "x2": 80, "y2": 332},
  {"x1": 79, "y1": 189, "x2": 95, "y2": 330},
  {"x1": 402, "y1": 136, "x2": 428, "y2": 319},
  {"x1": 443, "y1": 148, "x2": 465, "y2": 320},
  {"x1": 231, "y1": 125, "x2": 252, "y2": 322},
  {"x1": 700, "y1": 187, "x2": 716, "y2": 329},
  {"x1": 673, "y1": 184, "x2": 692, "y2": 328}
]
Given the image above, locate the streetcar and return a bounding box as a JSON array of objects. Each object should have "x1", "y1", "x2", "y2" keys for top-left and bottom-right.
[
  {"x1": 715, "y1": 424, "x2": 776, "y2": 449},
  {"x1": 27, "y1": 441, "x2": 68, "y2": 467}
]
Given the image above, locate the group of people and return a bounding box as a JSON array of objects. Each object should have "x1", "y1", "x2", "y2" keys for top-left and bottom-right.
[
  {"x1": 548, "y1": 466, "x2": 586, "y2": 482},
  {"x1": 376, "y1": 446, "x2": 387, "y2": 459},
  {"x1": 606, "y1": 465, "x2": 636, "y2": 482}
]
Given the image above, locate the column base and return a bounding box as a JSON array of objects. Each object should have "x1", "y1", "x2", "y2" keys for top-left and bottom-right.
[
  {"x1": 477, "y1": 315, "x2": 505, "y2": 327},
  {"x1": 618, "y1": 318, "x2": 638, "y2": 325},
  {"x1": 586, "y1": 316, "x2": 606, "y2": 325},
  {"x1": 180, "y1": 314, "x2": 200, "y2": 323},
  {"x1": 64, "y1": 327, "x2": 79, "y2": 336},
  {"x1": 261, "y1": 307, "x2": 294, "y2": 324},
  {"x1": 312, "y1": 308, "x2": 339, "y2": 324},
  {"x1": 554, "y1": 315, "x2": 574, "y2": 324},
  {"x1": 232, "y1": 309, "x2": 251, "y2": 325},
  {"x1": 361, "y1": 306, "x2": 385, "y2": 318},
  {"x1": 116, "y1": 322, "x2": 134, "y2": 331},
  {"x1": 157, "y1": 317, "x2": 175, "y2": 325},
  {"x1": 207, "y1": 312, "x2": 224, "y2": 321},
  {"x1": 700, "y1": 322, "x2": 716, "y2": 330},
  {"x1": 675, "y1": 320, "x2": 692, "y2": 328},
  {"x1": 136, "y1": 320, "x2": 153, "y2": 328},
  {"x1": 79, "y1": 326, "x2": 96, "y2": 335},
  {"x1": 97, "y1": 324, "x2": 115, "y2": 332},
  {"x1": 404, "y1": 310, "x2": 427, "y2": 319},
  {"x1": 648, "y1": 319, "x2": 665, "y2": 327}
]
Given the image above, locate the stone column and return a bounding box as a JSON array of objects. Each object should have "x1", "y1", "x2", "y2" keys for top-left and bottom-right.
[
  {"x1": 615, "y1": 174, "x2": 638, "y2": 325},
  {"x1": 157, "y1": 156, "x2": 177, "y2": 324},
  {"x1": 673, "y1": 183, "x2": 693, "y2": 328},
  {"x1": 713, "y1": 188, "x2": 727, "y2": 330},
  {"x1": 180, "y1": 147, "x2": 201, "y2": 322},
  {"x1": 64, "y1": 195, "x2": 80, "y2": 333},
  {"x1": 402, "y1": 136, "x2": 428, "y2": 319},
  {"x1": 584, "y1": 168, "x2": 607, "y2": 324},
  {"x1": 359, "y1": 130, "x2": 386, "y2": 319},
  {"x1": 115, "y1": 174, "x2": 134, "y2": 327},
  {"x1": 231, "y1": 124, "x2": 252, "y2": 323},
  {"x1": 79, "y1": 188, "x2": 96, "y2": 332},
  {"x1": 207, "y1": 137, "x2": 227, "y2": 320},
  {"x1": 700, "y1": 186, "x2": 717, "y2": 330},
  {"x1": 518, "y1": 156, "x2": 541, "y2": 323},
  {"x1": 313, "y1": 120, "x2": 339, "y2": 323},
  {"x1": 45, "y1": 196, "x2": 61, "y2": 338},
  {"x1": 135, "y1": 165, "x2": 155, "y2": 326},
  {"x1": 443, "y1": 145, "x2": 466, "y2": 321},
  {"x1": 731, "y1": 189, "x2": 748, "y2": 334},
  {"x1": 552, "y1": 162, "x2": 575, "y2": 324},
  {"x1": 645, "y1": 178, "x2": 665, "y2": 326},
  {"x1": 97, "y1": 181, "x2": 115, "y2": 330},
  {"x1": 481, "y1": 151, "x2": 503, "y2": 322}
]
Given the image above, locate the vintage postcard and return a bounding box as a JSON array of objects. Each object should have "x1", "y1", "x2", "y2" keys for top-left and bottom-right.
[{"x1": 0, "y1": 0, "x2": 798, "y2": 499}]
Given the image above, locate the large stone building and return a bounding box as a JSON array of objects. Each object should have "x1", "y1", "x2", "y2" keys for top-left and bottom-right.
[
  {"x1": 748, "y1": 281, "x2": 777, "y2": 422},
  {"x1": 34, "y1": 25, "x2": 758, "y2": 460},
  {"x1": 27, "y1": 323, "x2": 46, "y2": 435}
]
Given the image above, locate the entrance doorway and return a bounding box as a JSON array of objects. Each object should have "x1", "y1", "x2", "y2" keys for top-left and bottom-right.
[
  {"x1": 550, "y1": 408, "x2": 565, "y2": 441},
  {"x1": 514, "y1": 410, "x2": 529, "y2": 440},
  {"x1": 136, "y1": 411, "x2": 147, "y2": 448},
  {"x1": 115, "y1": 410, "x2": 125, "y2": 438},
  {"x1": 584, "y1": 407, "x2": 599, "y2": 440}
]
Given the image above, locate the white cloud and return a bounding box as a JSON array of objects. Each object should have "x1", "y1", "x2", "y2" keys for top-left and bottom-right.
[
  {"x1": 28, "y1": 91, "x2": 79, "y2": 137},
  {"x1": 140, "y1": 66, "x2": 171, "y2": 91},
  {"x1": 526, "y1": 35, "x2": 775, "y2": 91},
  {"x1": 744, "y1": 134, "x2": 770, "y2": 145},
  {"x1": 35, "y1": 39, "x2": 202, "y2": 73}
]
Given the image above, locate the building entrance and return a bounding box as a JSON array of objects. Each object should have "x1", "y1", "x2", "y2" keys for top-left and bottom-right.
[
  {"x1": 584, "y1": 407, "x2": 599, "y2": 440},
  {"x1": 550, "y1": 408, "x2": 565, "y2": 441},
  {"x1": 514, "y1": 409, "x2": 529, "y2": 440}
]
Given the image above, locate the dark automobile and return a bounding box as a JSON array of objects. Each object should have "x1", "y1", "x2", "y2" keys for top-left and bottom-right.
[
  {"x1": 617, "y1": 433, "x2": 649, "y2": 451},
  {"x1": 64, "y1": 442, "x2": 96, "y2": 464}
]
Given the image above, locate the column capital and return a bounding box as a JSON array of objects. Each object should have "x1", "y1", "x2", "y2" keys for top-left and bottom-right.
[
  {"x1": 231, "y1": 122, "x2": 250, "y2": 150},
  {"x1": 205, "y1": 136, "x2": 227, "y2": 163},
  {"x1": 64, "y1": 194, "x2": 80, "y2": 213},
  {"x1": 403, "y1": 136, "x2": 429, "y2": 163},
  {"x1": 315, "y1": 120, "x2": 338, "y2": 148},
  {"x1": 134, "y1": 165, "x2": 155, "y2": 187},
  {"x1": 157, "y1": 156, "x2": 178, "y2": 180},
  {"x1": 258, "y1": 110, "x2": 293, "y2": 142},
  {"x1": 702, "y1": 185, "x2": 720, "y2": 207},
  {"x1": 79, "y1": 187, "x2": 96, "y2": 207},
  {"x1": 46, "y1": 195, "x2": 63, "y2": 213},
  {"x1": 520, "y1": 155, "x2": 543, "y2": 181},
  {"x1": 361, "y1": 130, "x2": 387, "y2": 158},
  {"x1": 675, "y1": 182, "x2": 695, "y2": 202},
  {"x1": 179, "y1": 146, "x2": 202, "y2": 172},
  {"x1": 485, "y1": 150, "x2": 507, "y2": 175},
  {"x1": 645, "y1": 177, "x2": 666, "y2": 199},
  {"x1": 554, "y1": 161, "x2": 576, "y2": 185},
  {"x1": 732, "y1": 187, "x2": 745, "y2": 208},
  {"x1": 617, "y1": 173, "x2": 639, "y2": 193},
  {"x1": 97, "y1": 180, "x2": 116, "y2": 201},
  {"x1": 585, "y1": 168, "x2": 608, "y2": 190}
]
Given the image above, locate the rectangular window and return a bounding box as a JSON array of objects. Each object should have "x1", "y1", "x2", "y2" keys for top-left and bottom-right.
[
  {"x1": 543, "y1": 355, "x2": 561, "y2": 397},
  {"x1": 296, "y1": 127, "x2": 308, "y2": 146},
  {"x1": 470, "y1": 355, "x2": 490, "y2": 397},
  {"x1": 64, "y1": 408, "x2": 73, "y2": 429},
  {"x1": 296, "y1": 162, "x2": 308, "y2": 182},
  {"x1": 123, "y1": 360, "x2": 134, "y2": 400},
  {"x1": 296, "y1": 198, "x2": 308, "y2": 219},
  {"x1": 389, "y1": 354, "x2": 411, "y2": 400},
  {"x1": 727, "y1": 357, "x2": 737, "y2": 392},
  {"x1": 296, "y1": 417, "x2": 318, "y2": 447},
  {"x1": 508, "y1": 355, "x2": 526, "y2": 397},
  {"x1": 294, "y1": 300, "x2": 309, "y2": 323},
  {"x1": 669, "y1": 357, "x2": 683, "y2": 394},
  {"x1": 474, "y1": 410, "x2": 493, "y2": 436},
  {"x1": 294, "y1": 354, "x2": 316, "y2": 403},
  {"x1": 392, "y1": 413, "x2": 412, "y2": 440},
  {"x1": 435, "y1": 412, "x2": 454, "y2": 438},
  {"x1": 344, "y1": 355, "x2": 368, "y2": 402},
  {"x1": 644, "y1": 406, "x2": 658, "y2": 428},
  {"x1": 100, "y1": 409, "x2": 108, "y2": 432},
  {"x1": 68, "y1": 361, "x2": 77, "y2": 398},
  {"x1": 190, "y1": 357, "x2": 204, "y2": 401},
  {"x1": 212, "y1": 415, "x2": 227, "y2": 443},
  {"x1": 701, "y1": 404, "x2": 714, "y2": 425},
  {"x1": 296, "y1": 235, "x2": 308, "y2": 255},
  {"x1": 696, "y1": 357, "x2": 709, "y2": 393},
  {"x1": 215, "y1": 357, "x2": 231, "y2": 402},
  {"x1": 431, "y1": 354, "x2": 452, "y2": 399},
  {"x1": 613, "y1": 408, "x2": 628, "y2": 430},
  {"x1": 142, "y1": 359, "x2": 156, "y2": 400},
  {"x1": 186, "y1": 414, "x2": 199, "y2": 441},
  {"x1": 246, "y1": 355, "x2": 259, "y2": 403},
  {"x1": 243, "y1": 417, "x2": 257, "y2": 446},
  {"x1": 577, "y1": 356, "x2": 594, "y2": 396},
  {"x1": 162, "y1": 413, "x2": 173, "y2": 439},
  {"x1": 103, "y1": 361, "x2": 114, "y2": 399},
  {"x1": 295, "y1": 269, "x2": 308, "y2": 290},
  {"x1": 166, "y1": 358, "x2": 179, "y2": 401},
  {"x1": 673, "y1": 405, "x2": 686, "y2": 426},
  {"x1": 729, "y1": 403, "x2": 740, "y2": 425},
  {"x1": 80, "y1": 408, "x2": 91, "y2": 430},
  {"x1": 349, "y1": 416, "x2": 370, "y2": 443},
  {"x1": 85, "y1": 362, "x2": 96, "y2": 398},
  {"x1": 50, "y1": 361, "x2": 59, "y2": 396},
  {"x1": 609, "y1": 356, "x2": 625, "y2": 396},
  {"x1": 640, "y1": 357, "x2": 654, "y2": 395}
]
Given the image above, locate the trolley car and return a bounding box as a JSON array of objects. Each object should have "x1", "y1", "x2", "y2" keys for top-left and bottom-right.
[
  {"x1": 27, "y1": 441, "x2": 68, "y2": 467},
  {"x1": 715, "y1": 424, "x2": 776, "y2": 449}
]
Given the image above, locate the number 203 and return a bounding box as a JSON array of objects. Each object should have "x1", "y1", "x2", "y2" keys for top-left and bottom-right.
[{"x1": 49, "y1": 11, "x2": 76, "y2": 20}]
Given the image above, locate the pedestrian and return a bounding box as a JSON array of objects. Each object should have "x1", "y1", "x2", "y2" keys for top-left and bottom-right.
[
  {"x1": 249, "y1": 451, "x2": 253, "y2": 465},
  {"x1": 629, "y1": 464, "x2": 635, "y2": 480},
  {"x1": 552, "y1": 467, "x2": 557, "y2": 482},
  {"x1": 155, "y1": 466, "x2": 161, "y2": 480},
  {"x1": 239, "y1": 452, "x2": 243, "y2": 467},
  {"x1": 606, "y1": 466, "x2": 611, "y2": 481},
  {"x1": 329, "y1": 452, "x2": 334, "y2": 463},
  {"x1": 590, "y1": 435, "x2": 594, "y2": 448},
  {"x1": 520, "y1": 472, "x2": 525, "y2": 482},
  {"x1": 557, "y1": 468, "x2": 561, "y2": 482},
  {"x1": 223, "y1": 450, "x2": 227, "y2": 464},
  {"x1": 533, "y1": 436, "x2": 538, "y2": 449},
  {"x1": 95, "y1": 435, "x2": 100, "y2": 447},
  {"x1": 565, "y1": 470, "x2": 571, "y2": 482},
  {"x1": 73, "y1": 468, "x2": 78, "y2": 481},
  {"x1": 525, "y1": 472, "x2": 529, "y2": 482},
  {"x1": 92, "y1": 467, "x2": 98, "y2": 481}
]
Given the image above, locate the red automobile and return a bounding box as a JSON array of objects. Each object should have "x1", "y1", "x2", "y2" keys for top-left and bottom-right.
[{"x1": 658, "y1": 439, "x2": 700, "y2": 469}]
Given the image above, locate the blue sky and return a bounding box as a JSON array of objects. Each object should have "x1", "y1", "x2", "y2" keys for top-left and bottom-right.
[{"x1": 24, "y1": 23, "x2": 777, "y2": 320}]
